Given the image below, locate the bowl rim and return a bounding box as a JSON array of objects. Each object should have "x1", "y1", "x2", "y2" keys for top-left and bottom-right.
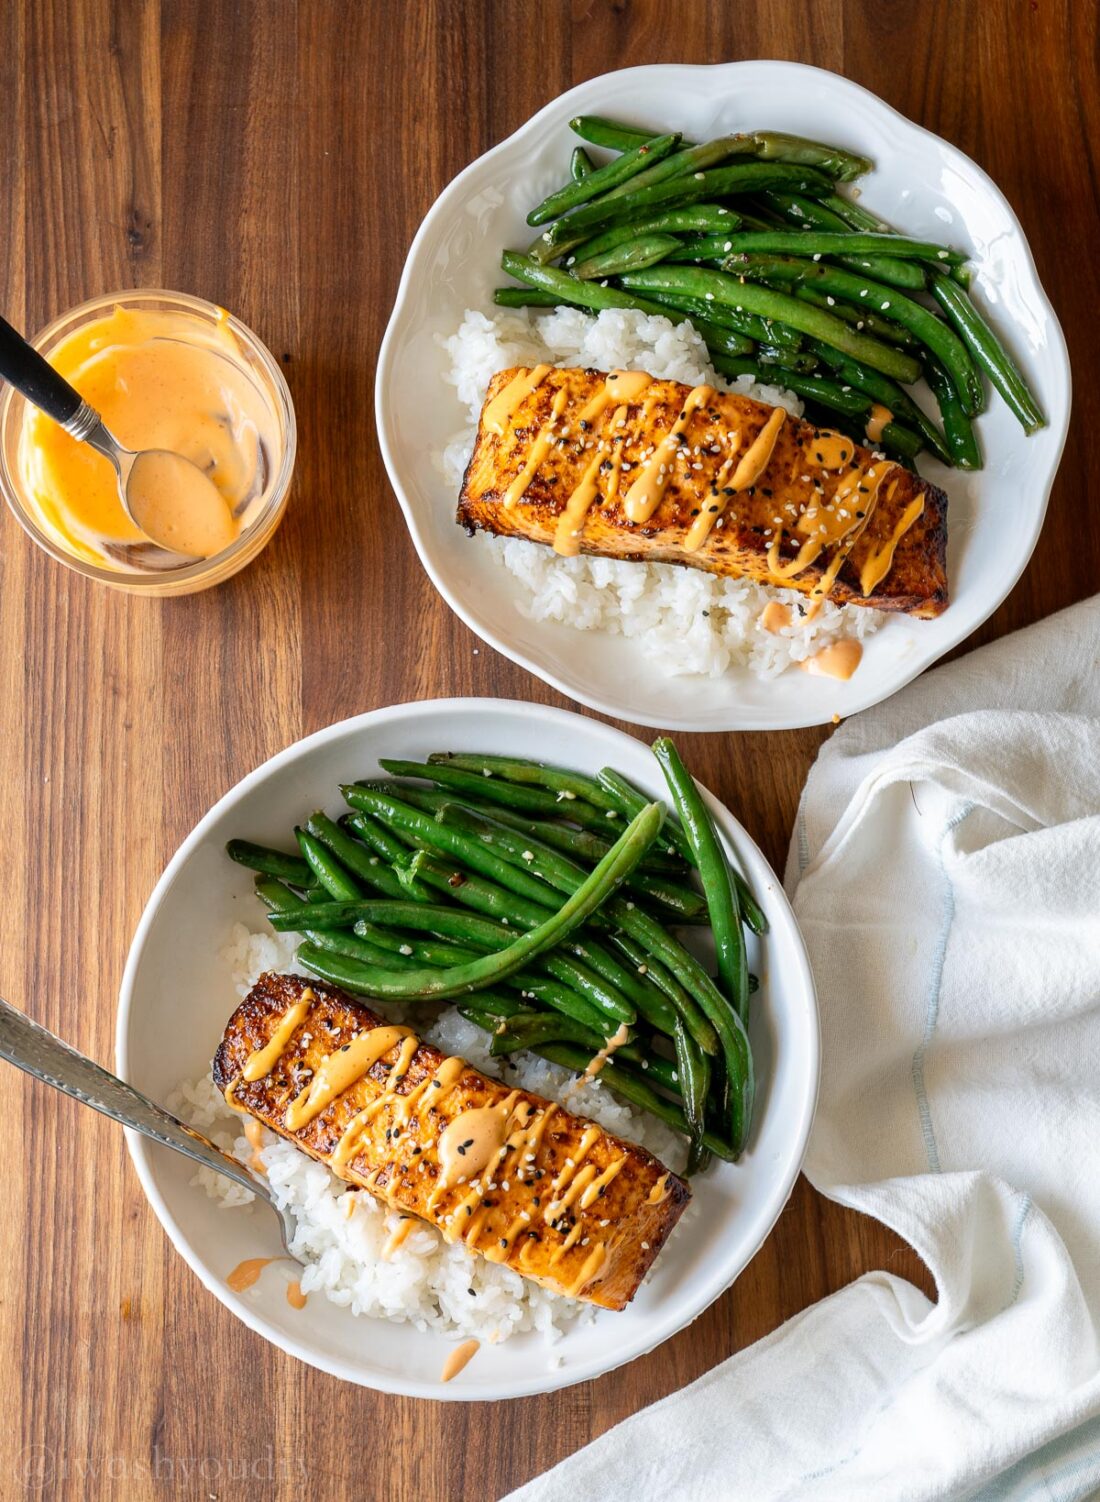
[
  {"x1": 0, "y1": 286, "x2": 298, "y2": 590},
  {"x1": 374, "y1": 59, "x2": 1072, "y2": 732},
  {"x1": 115, "y1": 695, "x2": 820, "y2": 1399}
]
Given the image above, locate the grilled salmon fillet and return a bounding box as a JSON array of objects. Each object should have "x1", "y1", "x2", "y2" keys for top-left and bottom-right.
[
  {"x1": 457, "y1": 365, "x2": 948, "y2": 617},
  {"x1": 213, "y1": 973, "x2": 690, "y2": 1310}
]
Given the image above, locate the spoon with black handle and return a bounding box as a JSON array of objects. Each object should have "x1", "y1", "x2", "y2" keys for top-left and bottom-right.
[
  {"x1": 0, "y1": 996, "x2": 301, "y2": 1263},
  {"x1": 0, "y1": 312, "x2": 228, "y2": 563}
]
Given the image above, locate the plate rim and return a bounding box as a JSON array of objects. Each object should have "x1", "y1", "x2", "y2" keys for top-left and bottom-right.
[
  {"x1": 116, "y1": 695, "x2": 820, "y2": 1399},
  {"x1": 374, "y1": 59, "x2": 1072, "y2": 732}
]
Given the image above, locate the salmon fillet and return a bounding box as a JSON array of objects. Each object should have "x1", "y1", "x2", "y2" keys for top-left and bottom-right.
[
  {"x1": 213, "y1": 973, "x2": 690, "y2": 1310},
  {"x1": 457, "y1": 365, "x2": 948, "y2": 617}
]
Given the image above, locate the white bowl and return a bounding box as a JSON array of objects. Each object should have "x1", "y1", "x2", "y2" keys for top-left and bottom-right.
[
  {"x1": 117, "y1": 698, "x2": 818, "y2": 1398},
  {"x1": 376, "y1": 62, "x2": 1070, "y2": 731}
]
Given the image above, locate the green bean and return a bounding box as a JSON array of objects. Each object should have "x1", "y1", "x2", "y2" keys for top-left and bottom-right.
[
  {"x1": 535, "y1": 1043, "x2": 736, "y2": 1161},
  {"x1": 611, "y1": 931, "x2": 700, "y2": 1025},
  {"x1": 406, "y1": 851, "x2": 555, "y2": 927},
  {"x1": 632, "y1": 287, "x2": 803, "y2": 349},
  {"x1": 295, "y1": 801, "x2": 661, "y2": 1001},
  {"x1": 693, "y1": 226, "x2": 952, "y2": 275},
  {"x1": 346, "y1": 899, "x2": 519, "y2": 949},
  {"x1": 295, "y1": 819, "x2": 408, "y2": 903},
  {"x1": 426, "y1": 752, "x2": 619, "y2": 811},
  {"x1": 806, "y1": 340, "x2": 951, "y2": 463},
  {"x1": 608, "y1": 894, "x2": 753, "y2": 1152},
  {"x1": 253, "y1": 875, "x2": 306, "y2": 914},
  {"x1": 817, "y1": 191, "x2": 972, "y2": 288},
  {"x1": 226, "y1": 840, "x2": 313, "y2": 887},
  {"x1": 570, "y1": 146, "x2": 594, "y2": 183},
  {"x1": 569, "y1": 115, "x2": 663, "y2": 153},
  {"x1": 597, "y1": 768, "x2": 692, "y2": 861},
  {"x1": 378, "y1": 752, "x2": 621, "y2": 833},
  {"x1": 372, "y1": 856, "x2": 640, "y2": 1030},
  {"x1": 492, "y1": 288, "x2": 567, "y2": 310},
  {"x1": 754, "y1": 346, "x2": 820, "y2": 374},
  {"x1": 734, "y1": 875, "x2": 768, "y2": 936},
  {"x1": 596, "y1": 769, "x2": 768, "y2": 935},
  {"x1": 270, "y1": 900, "x2": 383, "y2": 930},
  {"x1": 754, "y1": 191, "x2": 930, "y2": 288},
  {"x1": 488, "y1": 1011, "x2": 611, "y2": 1056},
  {"x1": 339, "y1": 810, "x2": 411, "y2": 867},
  {"x1": 528, "y1": 133, "x2": 682, "y2": 226},
  {"x1": 534, "y1": 951, "x2": 636, "y2": 1024},
  {"x1": 408, "y1": 848, "x2": 715, "y2": 1051},
  {"x1": 531, "y1": 164, "x2": 836, "y2": 262},
  {"x1": 751, "y1": 131, "x2": 872, "y2": 182},
  {"x1": 573, "y1": 232, "x2": 682, "y2": 280},
  {"x1": 664, "y1": 234, "x2": 748, "y2": 264},
  {"x1": 567, "y1": 205, "x2": 741, "y2": 263},
  {"x1": 619, "y1": 265, "x2": 922, "y2": 383},
  {"x1": 600, "y1": 135, "x2": 758, "y2": 200},
  {"x1": 357, "y1": 780, "x2": 685, "y2": 872},
  {"x1": 501, "y1": 250, "x2": 673, "y2": 318},
  {"x1": 253, "y1": 877, "x2": 414, "y2": 967},
  {"x1": 456, "y1": 992, "x2": 527, "y2": 1022},
  {"x1": 924, "y1": 356, "x2": 982, "y2": 470},
  {"x1": 562, "y1": 933, "x2": 680, "y2": 1034},
  {"x1": 500, "y1": 250, "x2": 759, "y2": 361},
  {"x1": 584, "y1": 773, "x2": 770, "y2": 937},
  {"x1": 795, "y1": 285, "x2": 919, "y2": 350},
  {"x1": 349, "y1": 889, "x2": 672, "y2": 1039},
  {"x1": 340, "y1": 786, "x2": 562, "y2": 909},
  {"x1": 510, "y1": 976, "x2": 616, "y2": 1034},
  {"x1": 726, "y1": 253, "x2": 982, "y2": 410},
  {"x1": 434, "y1": 801, "x2": 708, "y2": 923},
  {"x1": 306, "y1": 810, "x2": 435, "y2": 904},
  {"x1": 819, "y1": 190, "x2": 890, "y2": 233},
  {"x1": 653, "y1": 738, "x2": 748, "y2": 1024},
  {"x1": 673, "y1": 1021, "x2": 710, "y2": 1163},
  {"x1": 928, "y1": 274, "x2": 1044, "y2": 433},
  {"x1": 294, "y1": 827, "x2": 361, "y2": 901}
]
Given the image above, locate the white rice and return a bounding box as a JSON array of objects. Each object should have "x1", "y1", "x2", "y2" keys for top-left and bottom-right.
[
  {"x1": 171, "y1": 924, "x2": 689, "y2": 1346},
  {"x1": 438, "y1": 306, "x2": 883, "y2": 679}
]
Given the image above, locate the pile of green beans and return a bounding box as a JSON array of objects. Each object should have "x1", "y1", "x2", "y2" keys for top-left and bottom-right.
[
  {"x1": 226, "y1": 742, "x2": 767, "y2": 1165},
  {"x1": 493, "y1": 113, "x2": 1046, "y2": 467}
]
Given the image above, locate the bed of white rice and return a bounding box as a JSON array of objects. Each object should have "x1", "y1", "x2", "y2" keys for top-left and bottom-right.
[
  {"x1": 170, "y1": 923, "x2": 689, "y2": 1346},
  {"x1": 438, "y1": 305, "x2": 883, "y2": 679}
]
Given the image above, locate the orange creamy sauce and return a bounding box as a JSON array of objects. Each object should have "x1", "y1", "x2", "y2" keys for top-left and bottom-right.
[
  {"x1": 801, "y1": 639, "x2": 864, "y2": 680},
  {"x1": 226, "y1": 1256, "x2": 277, "y2": 1293},
  {"x1": 17, "y1": 306, "x2": 277, "y2": 565},
  {"x1": 441, "y1": 1339, "x2": 480, "y2": 1383}
]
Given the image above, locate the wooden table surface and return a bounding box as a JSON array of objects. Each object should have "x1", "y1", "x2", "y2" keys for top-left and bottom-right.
[{"x1": 1, "y1": 1, "x2": 1093, "y2": 1496}]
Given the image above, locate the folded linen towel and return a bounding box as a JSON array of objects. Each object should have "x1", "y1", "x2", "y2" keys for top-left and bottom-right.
[{"x1": 506, "y1": 596, "x2": 1100, "y2": 1502}]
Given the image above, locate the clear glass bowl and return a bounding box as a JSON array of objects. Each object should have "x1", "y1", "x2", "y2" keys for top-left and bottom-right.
[{"x1": 0, "y1": 289, "x2": 296, "y2": 595}]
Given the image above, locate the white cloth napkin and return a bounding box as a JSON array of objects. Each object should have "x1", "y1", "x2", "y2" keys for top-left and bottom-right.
[{"x1": 505, "y1": 596, "x2": 1100, "y2": 1502}]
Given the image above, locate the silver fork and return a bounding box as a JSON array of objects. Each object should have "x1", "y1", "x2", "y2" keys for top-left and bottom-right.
[{"x1": 0, "y1": 996, "x2": 301, "y2": 1262}]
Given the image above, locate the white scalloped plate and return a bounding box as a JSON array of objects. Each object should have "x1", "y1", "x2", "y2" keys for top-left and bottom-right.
[
  {"x1": 376, "y1": 62, "x2": 1070, "y2": 731},
  {"x1": 117, "y1": 700, "x2": 818, "y2": 1398}
]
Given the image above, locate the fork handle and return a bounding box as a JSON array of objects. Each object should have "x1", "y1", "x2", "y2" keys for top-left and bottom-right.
[{"x1": 0, "y1": 996, "x2": 259, "y2": 1200}]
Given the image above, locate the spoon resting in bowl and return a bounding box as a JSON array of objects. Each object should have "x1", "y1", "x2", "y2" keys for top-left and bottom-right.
[{"x1": 0, "y1": 312, "x2": 236, "y2": 563}]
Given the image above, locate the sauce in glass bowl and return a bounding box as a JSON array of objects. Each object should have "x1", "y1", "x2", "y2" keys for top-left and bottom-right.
[{"x1": 0, "y1": 290, "x2": 295, "y2": 593}]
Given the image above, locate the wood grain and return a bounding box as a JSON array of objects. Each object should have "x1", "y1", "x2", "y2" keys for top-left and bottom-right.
[{"x1": 0, "y1": 1, "x2": 1094, "y2": 1497}]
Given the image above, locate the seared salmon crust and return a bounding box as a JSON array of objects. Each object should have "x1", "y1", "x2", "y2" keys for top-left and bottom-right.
[
  {"x1": 214, "y1": 972, "x2": 691, "y2": 1309},
  {"x1": 458, "y1": 366, "x2": 948, "y2": 617}
]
